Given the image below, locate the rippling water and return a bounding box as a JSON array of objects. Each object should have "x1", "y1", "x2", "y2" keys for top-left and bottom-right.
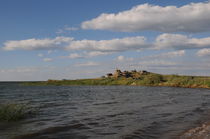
[{"x1": 0, "y1": 83, "x2": 210, "y2": 139}]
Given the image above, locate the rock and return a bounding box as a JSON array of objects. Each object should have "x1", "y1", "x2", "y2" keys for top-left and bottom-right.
[{"x1": 180, "y1": 122, "x2": 210, "y2": 139}]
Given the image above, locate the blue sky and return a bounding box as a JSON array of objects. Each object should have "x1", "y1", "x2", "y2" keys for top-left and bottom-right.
[{"x1": 1, "y1": 0, "x2": 210, "y2": 81}]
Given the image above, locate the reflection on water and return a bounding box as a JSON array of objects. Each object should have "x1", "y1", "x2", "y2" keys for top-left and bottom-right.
[{"x1": 0, "y1": 83, "x2": 210, "y2": 139}]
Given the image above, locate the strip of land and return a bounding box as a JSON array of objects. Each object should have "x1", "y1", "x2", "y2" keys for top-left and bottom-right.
[{"x1": 24, "y1": 69, "x2": 210, "y2": 89}]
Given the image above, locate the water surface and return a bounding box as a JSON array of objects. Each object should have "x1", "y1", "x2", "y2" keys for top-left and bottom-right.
[{"x1": 0, "y1": 83, "x2": 210, "y2": 139}]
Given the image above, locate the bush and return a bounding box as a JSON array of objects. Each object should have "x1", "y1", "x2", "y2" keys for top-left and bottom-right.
[
  {"x1": 0, "y1": 103, "x2": 35, "y2": 122},
  {"x1": 142, "y1": 74, "x2": 164, "y2": 85}
]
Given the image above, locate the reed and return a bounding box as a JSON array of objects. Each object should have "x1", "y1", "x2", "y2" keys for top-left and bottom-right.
[{"x1": 0, "y1": 103, "x2": 35, "y2": 122}]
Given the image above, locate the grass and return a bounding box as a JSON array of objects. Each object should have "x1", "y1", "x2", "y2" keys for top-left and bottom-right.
[
  {"x1": 0, "y1": 103, "x2": 36, "y2": 122},
  {"x1": 24, "y1": 72, "x2": 210, "y2": 89}
]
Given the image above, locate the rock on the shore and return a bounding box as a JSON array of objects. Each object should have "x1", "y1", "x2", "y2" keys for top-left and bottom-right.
[{"x1": 180, "y1": 123, "x2": 210, "y2": 139}]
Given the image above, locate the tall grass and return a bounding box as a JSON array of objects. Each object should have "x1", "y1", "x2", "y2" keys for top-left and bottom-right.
[{"x1": 0, "y1": 103, "x2": 35, "y2": 122}]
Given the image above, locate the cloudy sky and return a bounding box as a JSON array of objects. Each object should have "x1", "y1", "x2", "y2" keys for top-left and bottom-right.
[{"x1": 1, "y1": 0, "x2": 210, "y2": 81}]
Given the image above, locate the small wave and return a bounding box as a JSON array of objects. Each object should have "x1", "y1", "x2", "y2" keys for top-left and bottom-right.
[
  {"x1": 12, "y1": 123, "x2": 90, "y2": 139},
  {"x1": 192, "y1": 107, "x2": 205, "y2": 113},
  {"x1": 122, "y1": 130, "x2": 157, "y2": 139},
  {"x1": 121, "y1": 122, "x2": 161, "y2": 139},
  {"x1": 157, "y1": 113, "x2": 172, "y2": 118},
  {"x1": 87, "y1": 122, "x2": 99, "y2": 126},
  {"x1": 141, "y1": 102, "x2": 168, "y2": 109},
  {"x1": 97, "y1": 132, "x2": 116, "y2": 135},
  {"x1": 92, "y1": 101, "x2": 118, "y2": 106}
]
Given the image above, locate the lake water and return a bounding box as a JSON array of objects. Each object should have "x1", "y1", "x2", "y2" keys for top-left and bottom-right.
[{"x1": 0, "y1": 83, "x2": 210, "y2": 139}]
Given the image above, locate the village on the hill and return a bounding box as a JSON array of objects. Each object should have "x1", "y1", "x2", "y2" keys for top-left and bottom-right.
[{"x1": 105, "y1": 69, "x2": 150, "y2": 79}]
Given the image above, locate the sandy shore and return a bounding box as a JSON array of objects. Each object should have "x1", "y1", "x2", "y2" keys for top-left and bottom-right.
[{"x1": 180, "y1": 122, "x2": 210, "y2": 139}]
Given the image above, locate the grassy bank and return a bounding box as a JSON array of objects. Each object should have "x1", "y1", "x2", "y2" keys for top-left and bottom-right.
[
  {"x1": 0, "y1": 103, "x2": 35, "y2": 122},
  {"x1": 24, "y1": 72, "x2": 210, "y2": 89}
]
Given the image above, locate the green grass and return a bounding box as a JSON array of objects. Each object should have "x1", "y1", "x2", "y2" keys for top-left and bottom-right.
[
  {"x1": 24, "y1": 73, "x2": 210, "y2": 89},
  {"x1": 0, "y1": 103, "x2": 36, "y2": 122}
]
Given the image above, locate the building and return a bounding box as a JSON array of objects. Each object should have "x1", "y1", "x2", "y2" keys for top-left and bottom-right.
[{"x1": 106, "y1": 73, "x2": 113, "y2": 78}]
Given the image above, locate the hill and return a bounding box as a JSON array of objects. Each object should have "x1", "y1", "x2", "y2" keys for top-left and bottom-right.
[{"x1": 24, "y1": 69, "x2": 210, "y2": 89}]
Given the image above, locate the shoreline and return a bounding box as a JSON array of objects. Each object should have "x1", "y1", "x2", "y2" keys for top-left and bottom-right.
[
  {"x1": 23, "y1": 70, "x2": 210, "y2": 89},
  {"x1": 180, "y1": 122, "x2": 210, "y2": 139},
  {"x1": 23, "y1": 80, "x2": 210, "y2": 90}
]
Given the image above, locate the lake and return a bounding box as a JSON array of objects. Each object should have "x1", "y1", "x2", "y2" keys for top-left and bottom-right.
[{"x1": 0, "y1": 83, "x2": 210, "y2": 139}]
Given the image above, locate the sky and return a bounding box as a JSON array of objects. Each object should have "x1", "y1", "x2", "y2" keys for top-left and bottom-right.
[{"x1": 1, "y1": 0, "x2": 210, "y2": 81}]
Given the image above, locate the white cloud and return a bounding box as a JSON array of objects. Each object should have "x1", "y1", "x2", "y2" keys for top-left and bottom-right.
[
  {"x1": 156, "y1": 50, "x2": 185, "y2": 58},
  {"x1": 3, "y1": 34, "x2": 210, "y2": 53},
  {"x1": 154, "y1": 33, "x2": 210, "y2": 50},
  {"x1": 66, "y1": 36, "x2": 148, "y2": 52},
  {"x1": 43, "y1": 58, "x2": 53, "y2": 62},
  {"x1": 141, "y1": 50, "x2": 185, "y2": 60},
  {"x1": 197, "y1": 48, "x2": 210, "y2": 57},
  {"x1": 81, "y1": 2, "x2": 210, "y2": 32},
  {"x1": 67, "y1": 34, "x2": 207, "y2": 52},
  {"x1": 117, "y1": 55, "x2": 125, "y2": 61},
  {"x1": 3, "y1": 36, "x2": 73, "y2": 51},
  {"x1": 63, "y1": 51, "x2": 113, "y2": 59},
  {"x1": 74, "y1": 61, "x2": 99, "y2": 67},
  {"x1": 2, "y1": 36, "x2": 147, "y2": 52}
]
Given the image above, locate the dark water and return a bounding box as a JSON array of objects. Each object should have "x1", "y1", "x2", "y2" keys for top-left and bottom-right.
[{"x1": 0, "y1": 83, "x2": 210, "y2": 139}]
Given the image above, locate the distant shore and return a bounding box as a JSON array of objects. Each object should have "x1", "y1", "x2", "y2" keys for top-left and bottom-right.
[{"x1": 24, "y1": 69, "x2": 210, "y2": 89}]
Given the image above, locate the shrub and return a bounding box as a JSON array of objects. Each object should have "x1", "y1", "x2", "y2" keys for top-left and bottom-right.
[
  {"x1": 0, "y1": 103, "x2": 35, "y2": 122},
  {"x1": 142, "y1": 74, "x2": 164, "y2": 85}
]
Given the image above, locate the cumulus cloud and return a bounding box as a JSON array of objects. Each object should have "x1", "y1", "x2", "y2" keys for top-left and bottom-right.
[
  {"x1": 141, "y1": 50, "x2": 185, "y2": 60},
  {"x1": 3, "y1": 36, "x2": 73, "y2": 51},
  {"x1": 66, "y1": 36, "x2": 148, "y2": 52},
  {"x1": 81, "y1": 2, "x2": 210, "y2": 32},
  {"x1": 62, "y1": 51, "x2": 113, "y2": 59},
  {"x1": 2, "y1": 36, "x2": 148, "y2": 52},
  {"x1": 155, "y1": 50, "x2": 185, "y2": 58},
  {"x1": 154, "y1": 33, "x2": 210, "y2": 50},
  {"x1": 3, "y1": 34, "x2": 210, "y2": 53},
  {"x1": 65, "y1": 34, "x2": 208, "y2": 52},
  {"x1": 197, "y1": 48, "x2": 210, "y2": 57}
]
